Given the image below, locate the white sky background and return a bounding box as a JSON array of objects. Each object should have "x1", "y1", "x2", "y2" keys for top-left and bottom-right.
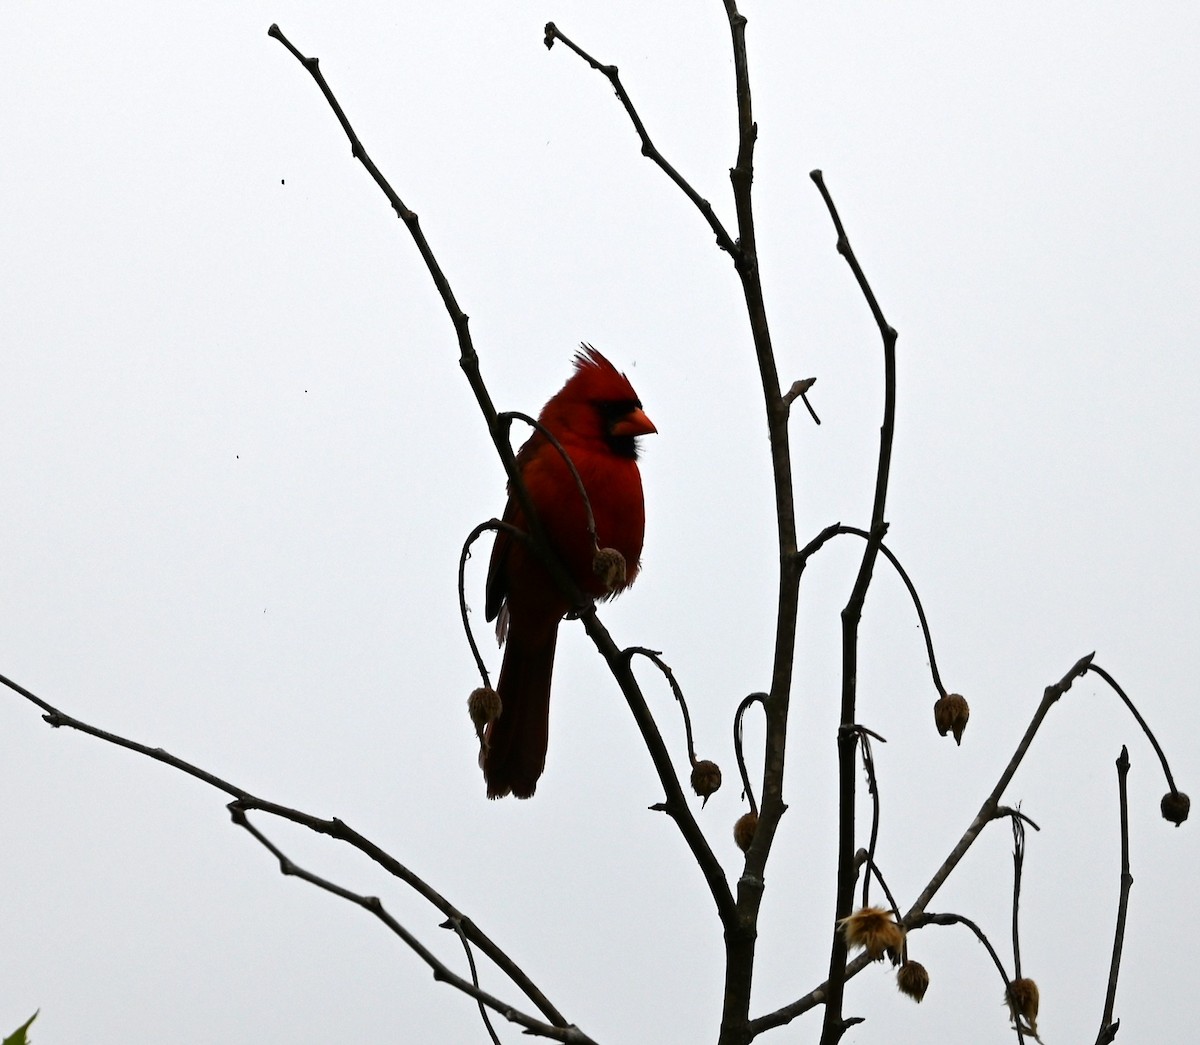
[{"x1": 3, "y1": 2, "x2": 1198, "y2": 1042}]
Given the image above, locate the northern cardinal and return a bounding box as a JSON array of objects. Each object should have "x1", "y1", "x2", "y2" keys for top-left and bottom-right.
[{"x1": 481, "y1": 346, "x2": 656, "y2": 798}]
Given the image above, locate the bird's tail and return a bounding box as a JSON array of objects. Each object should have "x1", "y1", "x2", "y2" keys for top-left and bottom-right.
[{"x1": 481, "y1": 616, "x2": 559, "y2": 799}]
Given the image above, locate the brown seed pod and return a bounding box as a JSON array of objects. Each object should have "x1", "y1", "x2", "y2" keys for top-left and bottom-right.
[
  {"x1": 1005, "y1": 977, "x2": 1041, "y2": 1040},
  {"x1": 467, "y1": 686, "x2": 502, "y2": 741},
  {"x1": 733, "y1": 811, "x2": 758, "y2": 853},
  {"x1": 592, "y1": 546, "x2": 627, "y2": 592},
  {"x1": 933, "y1": 692, "x2": 970, "y2": 745},
  {"x1": 839, "y1": 906, "x2": 905, "y2": 963},
  {"x1": 690, "y1": 760, "x2": 722, "y2": 805},
  {"x1": 896, "y1": 960, "x2": 930, "y2": 1003},
  {"x1": 1161, "y1": 789, "x2": 1191, "y2": 826}
]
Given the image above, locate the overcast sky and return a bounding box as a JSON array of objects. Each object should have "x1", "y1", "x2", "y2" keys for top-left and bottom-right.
[{"x1": 3, "y1": 2, "x2": 1198, "y2": 1043}]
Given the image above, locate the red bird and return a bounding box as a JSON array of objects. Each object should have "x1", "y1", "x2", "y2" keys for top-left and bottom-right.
[{"x1": 482, "y1": 346, "x2": 656, "y2": 799}]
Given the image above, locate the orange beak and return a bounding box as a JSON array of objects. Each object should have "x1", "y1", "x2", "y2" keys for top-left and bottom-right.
[{"x1": 610, "y1": 407, "x2": 657, "y2": 437}]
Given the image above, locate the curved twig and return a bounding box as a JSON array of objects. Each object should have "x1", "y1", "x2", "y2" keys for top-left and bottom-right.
[
  {"x1": 624, "y1": 648, "x2": 700, "y2": 769},
  {"x1": 796, "y1": 522, "x2": 845, "y2": 570},
  {"x1": 1085, "y1": 662, "x2": 1182, "y2": 795},
  {"x1": 502, "y1": 408, "x2": 599, "y2": 561},
  {"x1": 459, "y1": 519, "x2": 531, "y2": 683},
  {"x1": 733, "y1": 693, "x2": 767, "y2": 816},
  {"x1": 903, "y1": 652, "x2": 1093, "y2": 919},
  {"x1": 913, "y1": 913, "x2": 1028, "y2": 1036},
  {"x1": 833, "y1": 526, "x2": 947, "y2": 697}
]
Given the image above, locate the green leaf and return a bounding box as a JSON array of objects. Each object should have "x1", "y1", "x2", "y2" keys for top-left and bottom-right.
[{"x1": 3, "y1": 1011, "x2": 38, "y2": 1045}]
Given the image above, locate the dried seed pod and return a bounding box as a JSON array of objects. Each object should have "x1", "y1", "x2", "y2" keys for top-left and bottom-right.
[
  {"x1": 592, "y1": 546, "x2": 627, "y2": 592},
  {"x1": 733, "y1": 811, "x2": 758, "y2": 853},
  {"x1": 896, "y1": 960, "x2": 930, "y2": 1003},
  {"x1": 1006, "y1": 977, "x2": 1041, "y2": 1040},
  {"x1": 934, "y1": 692, "x2": 970, "y2": 745},
  {"x1": 1161, "y1": 789, "x2": 1190, "y2": 827},
  {"x1": 467, "y1": 686, "x2": 502, "y2": 741},
  {"x1": 690, "y1": 760, "x2": 722, "y2": 805},
  {"x1": 839, "y1": 906, "x2": 905, "y2": 963}
]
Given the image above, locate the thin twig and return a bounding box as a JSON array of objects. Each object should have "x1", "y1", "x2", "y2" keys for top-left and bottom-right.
[
  {"x1": 543, "y1": 23, "x2": 739, "y2": 259},
  {"x1": 229, "y1": 803, "x2": 595, "y2": 1043},
  {"x1": 833, "y1": 526, "x2": 947, "y2": 697},
  {"x1": 459, "y1": 520, "x2": 529, "y2": 683},
  {"x1": 782, "y1": 376, "x2": 821, "y2": 425},
  {"x1": 811, "y1": 166, "x2": 900, "y2": 1045},
  {"x1": 1011, "y1": 813, "x2": 1026, "y2": 980},
  {"x1": 1096, "y1": 747, "x2": 1132, "y2": 1045},
  {"x1": 856, "y1": 728, "x2": 887, "y2": 909},
  {"x1": 856, "y1": 850, "x2": 903, "y2": 928},
  {"x1": 1085, "y1": 663, "x2": 1182, "y2": 795},
  {"x1": 624, "y1": 647, "x2": 701, "y2": 768},
  {"x1": 915, "y1": 914, "x2": 1026, "y2": 1031},
  {"x1": 442, "y1": 918, "x2": 504, "y2": 1045}
]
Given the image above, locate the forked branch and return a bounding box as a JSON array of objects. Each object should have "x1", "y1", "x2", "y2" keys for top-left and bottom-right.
[
  {"x1": 268, "y1": 22, "x2": 735, "y2": 930},
  {"x1": 1, "y1": 671, "x2": 574, "y2": 1031}
]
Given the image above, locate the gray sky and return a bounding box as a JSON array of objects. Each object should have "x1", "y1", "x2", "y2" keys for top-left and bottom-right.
[{"x1": 3, "y1": 2, "x2": 1198, "y2": 1042}]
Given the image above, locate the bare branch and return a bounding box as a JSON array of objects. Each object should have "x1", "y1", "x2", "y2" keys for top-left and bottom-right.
[
  {"x1": 543, "y1": 23, "x2": 739, "y2": 258},
  {"x1": 2, "y1": 670, "x2": 573, "y2": 1030}
]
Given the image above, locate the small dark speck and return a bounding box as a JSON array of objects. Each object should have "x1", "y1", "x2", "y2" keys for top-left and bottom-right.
[{"x1": 281, "y1": 178, "x2": 286, "y2": 185}]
